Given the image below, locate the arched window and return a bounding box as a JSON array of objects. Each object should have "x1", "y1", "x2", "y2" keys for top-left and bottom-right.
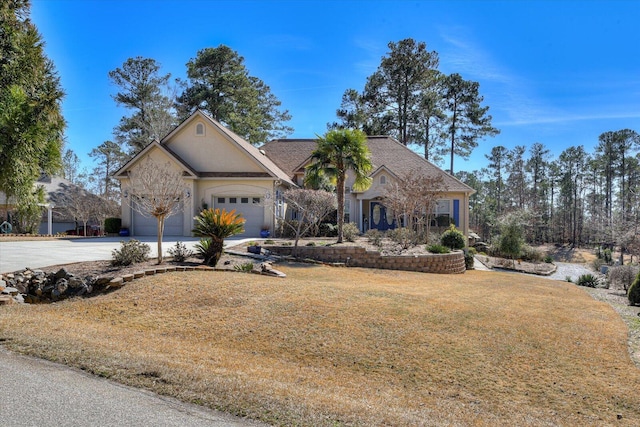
[
  {"x1": 380, "y1": 175, "x2": 387, "y2": 185},
  {"x1": 195, "y1": 123, "x2": 205, "y2": 136}
]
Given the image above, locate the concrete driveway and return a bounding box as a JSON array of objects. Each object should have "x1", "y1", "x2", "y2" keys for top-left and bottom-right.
[{"x1": 0, "y1": 236, "x2": 253, "y2": 274}]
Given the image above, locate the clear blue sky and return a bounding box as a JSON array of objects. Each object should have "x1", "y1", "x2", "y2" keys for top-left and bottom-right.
[{"x1": 31, "y1": 0, "x2": 640, "y2": 174}]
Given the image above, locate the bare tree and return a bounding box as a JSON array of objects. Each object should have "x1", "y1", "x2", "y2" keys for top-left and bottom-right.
[
  {"x1": 60, "y1": 184, "x2": 98, "y2": 236},
  {"x1": 125, "y1": 158, "x2": 190, "y2": 263},
  {"x1": 383, "y1": 171, "x2": 447, "y2": 240},
  {"x1": 281, "y1": 188, "x2": 337, "y2": 255}
]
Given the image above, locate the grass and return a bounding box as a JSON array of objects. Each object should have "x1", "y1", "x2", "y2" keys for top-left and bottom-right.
[{"x1": 1, "y1": 264, "x2": 639, "y2": 426}]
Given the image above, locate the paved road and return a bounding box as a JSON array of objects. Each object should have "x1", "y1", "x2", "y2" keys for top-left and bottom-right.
[
  {"x1": 0, "y1": 236, "x2": 254, "y2": 274},
  {"x1": 0, "y1": 348, "x2": 268, "y2": 427}
]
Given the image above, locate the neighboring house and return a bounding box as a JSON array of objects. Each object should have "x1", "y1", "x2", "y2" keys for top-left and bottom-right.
[
  {"x1": 114, "y1": 110, "x2": 475, "y2": 239},
  {"x1": 113, "y1": 110, "x2": 295, "y2": 237},
  {"x1": 261, "y1": 136, "x2": 476, "y2": 239},
  {"x1": 0, "y1": 175, "x2": 103, "y2": 235}
]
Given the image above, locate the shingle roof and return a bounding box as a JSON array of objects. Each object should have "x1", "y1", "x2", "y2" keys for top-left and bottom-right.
[{"x1": 261, "y1": 136, "x2": 474, "y2": 193}]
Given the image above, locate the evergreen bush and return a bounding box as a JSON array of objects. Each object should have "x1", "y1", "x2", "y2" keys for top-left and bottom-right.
[
  {"x1": 104, "y1": 217, "x2": 121, "y2": 234},
  {"x1": 427, "y1": 244, "x2": 450, "y2": 254},
  {"x1": 168, "y1": 241, "x2": 193, "y2": 262},
  {"x1": 440, "y1": 224, "x2": 465, "y2": 250},
  {"x1": 111, "y1": 239, "x2": 151, "y2": 266},
  {"x1": 627, "y1": 271, "x2": 640, "y2": 305}
]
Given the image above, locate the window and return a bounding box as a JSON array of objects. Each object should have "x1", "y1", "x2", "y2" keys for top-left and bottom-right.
[
  {"x1": 241, "y1": 197, "x2": 249, "y2": 204},
  {"x1": 252, "y1": 197, "x2": 261, "y2": 204},
  {"x1": 217, "y1": 197, "x2": 225, "y2": 204},
  {"x1": 344, "y1": 199, "x2": 351, "y2": 223},
  {"x1": 433, "y1": 200, "x2": 451, "y2": 226},
  {"x1": 195, "y1": 123, "x2": 205, "y2": 136},
  {"x1": 380, "y1": 175, "x2": 387, "y2": 185},
  {"x1": 229, "y1": 197, "x2": 237, "y2": 204}
]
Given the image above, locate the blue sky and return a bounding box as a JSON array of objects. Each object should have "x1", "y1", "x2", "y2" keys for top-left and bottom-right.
[{"x1": 31, "y1": 0, "x2": 640, "y2": 174}]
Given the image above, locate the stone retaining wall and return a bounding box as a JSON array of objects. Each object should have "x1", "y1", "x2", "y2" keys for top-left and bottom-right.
[{"x1": 265, "y1": 245, "x2": 466, "y2": 274}]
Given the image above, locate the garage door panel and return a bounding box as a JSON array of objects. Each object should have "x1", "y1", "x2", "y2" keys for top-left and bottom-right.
[
  {"x1": 132, "y1": 211, "x2": 183, "y2": 236},
  {"x1": 215, "y1": 196, "x2": 263, "y2": 237}
]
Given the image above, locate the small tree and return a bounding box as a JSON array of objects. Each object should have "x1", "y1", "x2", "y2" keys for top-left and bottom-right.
[
  {"x1": 126, "y1": 158, "x2": 190, "y2": 263},
  {"x1": 192, "y1": 208, "x2": 245, "y2": 266},
  {"x1": 497, "y1": 212, "x2": 524, "y2": 266},
  {"x1": 281, "y1": 188, "x2": 337, "y2": 255},
  {"x1": 382, "y1": 171, "x2": 446, "y2": 239}
]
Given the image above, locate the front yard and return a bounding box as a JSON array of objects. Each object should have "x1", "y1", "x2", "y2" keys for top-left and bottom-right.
[{"x1": 1, "y1": 264, "x2": 639, "y2": 426}]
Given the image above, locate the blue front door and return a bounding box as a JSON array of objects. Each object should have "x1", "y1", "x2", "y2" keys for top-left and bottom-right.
[{"x1": 370, "y1": 202, "x2": 396, "y2": 231}]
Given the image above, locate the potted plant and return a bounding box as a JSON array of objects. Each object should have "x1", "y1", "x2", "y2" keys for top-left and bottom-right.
[
  {"x1": 260, "y1": 225, "x2": 270, "y2": 238},
  {"x1": 247, "y1": 242, "x2": 262, "y2": 254}
]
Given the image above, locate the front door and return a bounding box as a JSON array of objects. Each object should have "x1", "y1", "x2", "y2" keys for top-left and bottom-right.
[{"x1": 370, "y1": 201, "x2": 396, "y2": 231}]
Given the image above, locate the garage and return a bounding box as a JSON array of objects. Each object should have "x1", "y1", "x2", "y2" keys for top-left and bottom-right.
[
  {"x1": 214, "y1": 196, "x2": 263, "y2": 237},
  {"x1": 132, "y1": 210, "x2": 184, "y2": 236}
]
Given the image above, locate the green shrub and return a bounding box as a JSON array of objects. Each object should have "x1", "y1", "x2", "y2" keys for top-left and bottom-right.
[
  {"x1": 576, "y1": 274, "x2": 599, "y2": 288},
  {"x1": 167, "y1": 241, "x2": 193, "y2": 262},
  {"x1": 104, "y1": 217, "x2": 121, "y2": 234},
  {"x1": 440, "y1": 224, "x2": 465, "y2": 250},
  {"x1": 234, "y1": 262, "x2": 254, "y2": 272},
  {"x1": 427, "y1": 244, "x2": 450, "y2": 254},
  {"x1": 319, "y1": 222, "x2": 338, "y2": 237},
  {"x1": 608, "y1": 265, "x2": 639, "y2": 291},
  {"x1": 603, "y1": 248, "x2": 612, "y2": 264},
  {"x1": 342, "y1": 222, "x2": 360, "y2": 242},
  {"x1": 464, "y1": 247, "x2": 476, "y2": 269},
  {"x1": 544, "y1": 255, "x2": 554, "y2": 264},
  {"x1": 627, "y1": 271, "x2": 640, "y2": 305},
  {"x1": 365, "y1": 229, "x2": 383, "y2": 247},
  {"x1": 111, "y1": 239, "x2": 151, "y2": 266},
  {"x1": 194, "y1": 238, "x2": 223, "y2": 266},
  {"x1": 264, "y1": 239, "x2": 275, "y2": 245},
  {"x1": 306, "y1": 241, "x2": 316, "y2": 246}
]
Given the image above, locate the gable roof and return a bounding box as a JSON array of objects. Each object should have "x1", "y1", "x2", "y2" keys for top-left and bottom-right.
[
  {"x1": 113, "y1": 139, "x2": 198, "y2": 179},
  {"x1": 261, "y1": 136, "x2": 475, "y2": 194},
  {"x1": 113, "y1": 110, "x2": 295, "y2": 186}
]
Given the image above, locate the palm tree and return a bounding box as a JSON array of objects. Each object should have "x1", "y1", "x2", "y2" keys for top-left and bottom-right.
[{"x1": 305, "y1": 129, "x2": 372, "y2": 243}]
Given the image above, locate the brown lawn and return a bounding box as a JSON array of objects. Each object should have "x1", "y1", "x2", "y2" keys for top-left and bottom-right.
[{"x1": 1, "y1": 264, "x2": 639, "y2": 426}]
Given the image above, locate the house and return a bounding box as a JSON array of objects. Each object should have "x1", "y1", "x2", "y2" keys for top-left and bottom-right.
[
  {"x1": 114, "y1": 110, "x2": 475, "y2": 239},
  {"x1": 113, "y1": 110, "x2": 294, "y2": 237},
  {"x1": 261, "y1": 136, "x2": 475, "y2": 239},
  {"x1": 0, "y1": 175, "x2": 104, "y2": 235}
]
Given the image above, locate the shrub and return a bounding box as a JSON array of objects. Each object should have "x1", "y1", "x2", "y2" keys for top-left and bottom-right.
[
  {"x1": 168, "y1": 241, "x2": 193, "y2": 262},
  {"x1": 628, "y1": 271, "x2": 640, "y2": 305},
  {"x1": 264, "y1": 239, "x2": 275, "y2": 245},
  {"x1": 111, "y1": 239, "x2": 151, "y2": 266},
  {"x1": 427, "y1": 244, "x2": 450, "y2": 254},
  {"x1": 306, "y1": 241, "x2": 316, "y2": 246},
  {"x1": 576, "y1": 274, "x2": 599, "y2": 288},
  {"x1": 440, "y1": 224, "x2": 465, "y2": 250},
  {"x1": 194, "y1": 238, "x2": 221, "y2": 266},
  {"x1": 520, "y1": 245, "x2": 544, "y2": 262},
  {"x1": 365, "y1": 229, "x2": 383, "y2": 247},
  {"x1": 544, "y1": 255, "x2": 554, "y2": 264},
  {"x1": 104, "y1": 217, "x2": 121, "y2": 234},
  {"x1": 319, "y1": 222, "x2": 338, "y2": 237},
  {"x1": 342, "y1": 222, "x2": 360, "y2": 242},
  {"x1": 192, "y1": 208, "x2": 244, "y2": 266},
  {"x1": 609, "y1": 265, "x2": 640, "y2": 291},
  {"x1": 234, "y1": 262, "x2": 254, "y2": 272},
  {"x1": 464, "y1": 247, "x2": 476, "y2": 269},
  {"x1": 389, "y1": 227, "x2": 418, "y2": 249},
  {"x1": 603, "y1": 248, "x2": 613, "y2": 264}
]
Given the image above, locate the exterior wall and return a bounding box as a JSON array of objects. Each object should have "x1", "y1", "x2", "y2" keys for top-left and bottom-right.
[
  {"x1": 266, "y1": 245, "x2": 466, "y2": 274},
  {"x1": 196, "y1": 179, "x2": 277, "y2": 232},
  {"x1": 164, "y1": 121, "x2": 264, "y2": 173}
]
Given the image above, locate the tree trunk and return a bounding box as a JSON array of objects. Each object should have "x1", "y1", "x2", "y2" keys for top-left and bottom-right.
[
  {"x1": 157, "y1": 215, "x2": 165, "y2": 264},
  {"x1": 336, "y1": 175, "x2": 345, "y2": 243}
]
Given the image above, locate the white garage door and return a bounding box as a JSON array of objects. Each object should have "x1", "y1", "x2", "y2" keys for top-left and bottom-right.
[
  {"x1": 132, "y1": 210, "x2": 184, "y2": 236},
  {"x1": 215, "y1": 196, "x2": 263, "y2": 237}
]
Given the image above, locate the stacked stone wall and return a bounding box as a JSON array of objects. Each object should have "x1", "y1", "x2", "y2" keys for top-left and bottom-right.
[{"x1": 265, "y1": 245, "x2": 465, "y2": 274}]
